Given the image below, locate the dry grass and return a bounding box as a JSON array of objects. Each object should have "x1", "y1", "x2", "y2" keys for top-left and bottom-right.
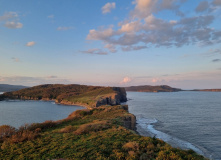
[
  {"x1": 59, "y1": 125, "x2": 77, "y2": 133},
  {"x1": 123, "y1": 141, "x2": 139, "y2": 151},
  {"x1": 73, "y1": 120, "x2": 111, "y2": 135}
]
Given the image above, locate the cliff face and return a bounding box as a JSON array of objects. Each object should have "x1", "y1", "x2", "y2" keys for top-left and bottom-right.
[
  {"x1": 125, "y1": 85, "x2": 182, "y2": 92},
  {"x1": 0, "y1": 84, "x2": 127, "y2": 108},
  {"x1": 95, "y1": 88, "x2": 127, "y2": 107},
  {"x1": 119, "y1": 105, "x2": 136, "y2": 130}
]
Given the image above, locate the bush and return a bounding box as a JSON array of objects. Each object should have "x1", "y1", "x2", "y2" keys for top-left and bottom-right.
[
  {"x1": 68, "y1": 109, "x2": 92, "y2": 119},
  {"x1": 0, "y1": 125, "x2": 16, "y2": 139},
  {"x1": 74, "y1": 120, "x2": 111, "y2": 135},
  {"x1": 123, "y1": 141, "x2": 139, "y2": 151},
  {"x1": 9, "y1": 130, "x2": 39, "y2": 143},
  {"x1": 25, "y1": 120, "x2": 57, "y2": 131},
  {"x1": 59, "y1": 125, "x2": 77, "y2": 133}
]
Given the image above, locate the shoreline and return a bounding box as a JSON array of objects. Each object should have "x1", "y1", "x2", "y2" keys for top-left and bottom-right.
[{"x1": 135, "y1": 116, "x2": 211, "y2": 159}]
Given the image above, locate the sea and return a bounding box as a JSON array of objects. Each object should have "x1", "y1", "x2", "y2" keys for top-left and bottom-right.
[
  {"x1": 0, "y1": 99, "x2": 84, "y2": 128},
  {"x1": 126, "y1": 91, "x2": 221, "y2": 160}
]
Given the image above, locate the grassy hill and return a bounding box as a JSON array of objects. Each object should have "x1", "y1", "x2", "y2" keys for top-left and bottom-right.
[
  {"x1": 0, "y1": 84, "x2": 127, "y2": 108},
  {"x1": 0, "y1": 105, "x2": 206, "y2": 160},
  {"x1": 125, "y1": 85, "x2": 182, "y2": 92}
]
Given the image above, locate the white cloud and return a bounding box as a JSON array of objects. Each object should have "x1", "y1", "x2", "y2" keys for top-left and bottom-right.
[
  {"x1": 131, "y1": 0, "x2": 184, "y2": 18},
  {"x1": 11, "y1": 57, "x2": 20, "y2": 62},
  {"x1": 84, "y1": 0, "x2": 221, "y2": 55},
  {"x1": 87, "y1": 27, "x2": 116, "y2": 40},
  {"x1": 212, "y1": 0, "x2": 221, "y2": 6},
  {"x1": 122, "y1": 45, "x2": 147, "y2": 52},
  {"x1": 57, "y1": 26, "x2": 74, "y2": 31},
  {"x1": 80, "y1": 48, "x2": 108, "y2": 55},
  {"x1": 0, "y1": 12, "x2": 23, "y2": 29},
  {"x1": 151, "y1": 78, "x2": 160, "y2": 83},
  {"x1": 4, "y1": 21, "x2": 23, "y2": 29},
  {"x1": 26, "y1": 41, "x2": 36, "y2": 47},
  {"x1": 102, "y1": 2, "x2": 116, "y2": 14},
  {"x1": 120, "y1": 77, "x2": 131, "y2": 84},
  {"x1": 120, "y1": 21, "x2": 141, "y2": 33},
  {"x1": 0, "y1": 12, "x2": 18, "y2": 21},
  {"x1": 195, "y1": 1, "x2": 209, "y2": 12},
  {"x1": 132, "y1": 0, "x2": 158, "y2": 18},
  {"x1": 104, "y1": 44, "x2": 117, "y2": 53}
]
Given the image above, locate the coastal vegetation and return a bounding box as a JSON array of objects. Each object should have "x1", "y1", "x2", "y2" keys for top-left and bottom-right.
[
  {"x1": 0, "y1": 84, "x2": 127, "y2": 108},
  {"x1": 0, "y1": 105, "x2": 206, "y2": 160}
]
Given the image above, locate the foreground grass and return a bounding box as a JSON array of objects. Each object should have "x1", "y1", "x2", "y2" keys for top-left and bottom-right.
[{"x1": 0, "y1": 105, "x2": 206, "y2": 160}]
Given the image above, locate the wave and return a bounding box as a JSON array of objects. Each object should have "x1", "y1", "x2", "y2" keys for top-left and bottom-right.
[{"x1": 136, "y1": 116, "x2": 205, "y2": 156}]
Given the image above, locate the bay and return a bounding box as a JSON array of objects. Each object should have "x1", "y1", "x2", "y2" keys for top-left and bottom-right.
[{"x1": 0, "y1": 100, "x2": 84, "y2": 128}]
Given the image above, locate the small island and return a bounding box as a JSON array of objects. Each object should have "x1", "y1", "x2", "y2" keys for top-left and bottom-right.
[
  {"x1": 192, "y1": 89, "x2": 221, "y2": 92},
  {"x1": 125, "y1": 85, "x2": 182, "y2": 92}
]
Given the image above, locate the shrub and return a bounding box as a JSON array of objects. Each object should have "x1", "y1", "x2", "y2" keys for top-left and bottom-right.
[
  {"x1": 74, "y1": 120, "x2": 111, "y2": 135},
  {"x1": 59, "y1": 125, "x2": 77, "y2": 133},
  {"x1": 0, "y1": 125, "x2": 16, "y2": 139},
  {"x1": 26, "y1": 120, "x2": 57, "y2": 131},
  {"x1": 67, "y1": 109, "x2": 92, "y2": 119},
  {"x1": 9, "y1": 130, "x2": 39, "y2": 143},
  {"x1": 123, "y1": 141, "x2": 139, "y2": 151}
]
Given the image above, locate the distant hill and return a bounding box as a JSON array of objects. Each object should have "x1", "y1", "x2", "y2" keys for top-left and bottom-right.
[
  {"x1": 0, "y1": 84, "x2": 127, "y2": 108},
  {"x1": 125, "y1": 85, "x2": 182, "y2": 92},
  {"x1": 0, "y1": 84, "x2": 28, "y2": 92},
  {"x1": 192, "y1": 89, "x2": 221, "y2": 92}
]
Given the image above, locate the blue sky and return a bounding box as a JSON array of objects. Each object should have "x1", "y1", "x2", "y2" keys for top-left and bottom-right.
[{"x1": 0, "y1": 0, "x2": 221, "y2": 89}]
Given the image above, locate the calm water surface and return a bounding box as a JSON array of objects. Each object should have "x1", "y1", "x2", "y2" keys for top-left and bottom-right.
[
  {"x1": 0, "y1": 100, "x2": 84, "y2": 128},
  {"x1": 126, "y1": 91, "x2": 221, "y2": 160}
]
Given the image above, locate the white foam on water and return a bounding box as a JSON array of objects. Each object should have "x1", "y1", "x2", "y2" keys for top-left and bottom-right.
[
  {"x1": 136, "y1": 117, "x2": 205, "y2": 156},
  {"x1": 51, "y1": 102, "x2": 56, "y2": 105}
]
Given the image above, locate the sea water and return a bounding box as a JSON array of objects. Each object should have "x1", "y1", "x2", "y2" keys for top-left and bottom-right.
[
  {"x1": 0, "y1": 100, "x2": 84, "y2": 128},
  {"x1": 126, "y1": 91, "x2": 221, "y2": 160}
]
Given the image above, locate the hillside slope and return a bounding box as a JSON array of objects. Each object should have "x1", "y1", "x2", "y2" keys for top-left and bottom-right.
[{"x1": 0, "y1": 84, "x2": 127, "y2": 108}]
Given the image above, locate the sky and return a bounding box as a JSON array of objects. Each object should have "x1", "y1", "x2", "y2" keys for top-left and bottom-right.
[{"x1": 0, "y1": 0, "x2": 221, "y2": 89}]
